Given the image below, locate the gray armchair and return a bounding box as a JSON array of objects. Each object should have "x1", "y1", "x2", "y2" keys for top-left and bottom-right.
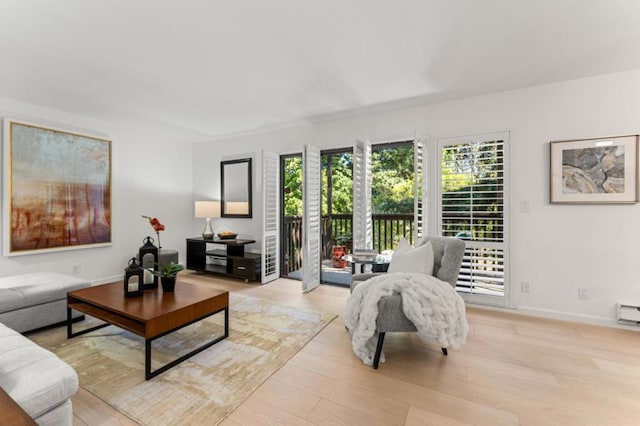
[{"x1": 350, "y1": 235, "x2": 466, "y2": 368}]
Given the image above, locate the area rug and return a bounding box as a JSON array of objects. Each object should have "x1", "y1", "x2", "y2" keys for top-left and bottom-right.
[{"x1": 30, "y1": 293, "x2": 337, "y2": 425}]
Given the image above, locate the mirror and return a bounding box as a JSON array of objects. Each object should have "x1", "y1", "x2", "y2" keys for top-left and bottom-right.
[{"x1": 221, "y1": 158, "x2": 252, "y2": 218}]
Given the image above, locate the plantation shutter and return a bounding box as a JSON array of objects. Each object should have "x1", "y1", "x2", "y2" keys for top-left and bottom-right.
[
  {"x1": 353, "y1": 139, "x2": 372, "y2": 250},
  {"x1": 261, "y1": 150, "x2": 279, "y2": 283},
  {"x1": 438, "y1": 132, "x2": 509, "y2": 306},
  {"x1": 413, "y1": 138, "x2": 425, "y2": 241},
  {"x1": 302, "y1": 144, "x2": 321, "y2": 292}
]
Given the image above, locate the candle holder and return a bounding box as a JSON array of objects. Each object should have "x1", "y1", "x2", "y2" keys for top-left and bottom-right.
[
  {"x1": 124, "y1": 257, "x2": 144, "y2": 297},
  {"x1": 139, "y1": 236, "x2": 159, "y2": 289}
]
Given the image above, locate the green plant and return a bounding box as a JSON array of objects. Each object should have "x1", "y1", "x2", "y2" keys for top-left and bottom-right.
[
  {"x1": 149, "y1": 261, "x2": 184, "y2": 278},
  {"x1": 335, "y1": 233, "x2": 352, "y2": 246}
]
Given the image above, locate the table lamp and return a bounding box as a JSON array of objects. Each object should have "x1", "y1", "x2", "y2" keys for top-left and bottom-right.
[{"x1": 195, "y1": 200, "x2": 220, "y2": 239}]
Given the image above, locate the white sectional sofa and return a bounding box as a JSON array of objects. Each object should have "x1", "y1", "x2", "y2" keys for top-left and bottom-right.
[
  {"x1": 0, "y1": 272, "x2": 89, "y2": 333},
  {"x1": 0, "y1": 322, "x2": 78, "y2": 425},
  {"x1": 0, "y1": 272, "x2": 90, "y2": 425}
]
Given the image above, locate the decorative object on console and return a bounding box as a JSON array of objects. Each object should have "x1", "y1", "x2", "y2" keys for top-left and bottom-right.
[
  {"x1": 139, "y1": 237, "x2": 159, "y2": 289},
  {"x1": 217, "y1": 231, "x2": 238, "y2": 240},
  {"x1": 550, "y1": 134, "x2": 639, "y2": 204},
  {"x1": 195, "y1": 200, "x2": 221, "y2": 239},
  {"x1": 141, "y1": 215, "x2": 165, "y2": 248},
  {"x1": 124, "y1": 257, "x2": 144, "y2": 297},
  {"x1": 148, "y1": 261, "x2": 184, "y2": 293},
  {"x1": 3, "y1": 118, "x2": 112, "y2": 256}
]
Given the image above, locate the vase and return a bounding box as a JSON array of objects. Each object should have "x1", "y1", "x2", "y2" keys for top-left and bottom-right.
[{"x1": 161, "y1": 276, "x2": 176, "y2": 293}]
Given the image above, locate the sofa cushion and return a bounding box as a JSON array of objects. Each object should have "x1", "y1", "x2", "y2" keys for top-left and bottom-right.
[
  {"x1": 0, "y1": 322, "x2": 78, "y2": 419},
  {"x1": 0, "y1": 272, "x2": 89, "y2": 314}
]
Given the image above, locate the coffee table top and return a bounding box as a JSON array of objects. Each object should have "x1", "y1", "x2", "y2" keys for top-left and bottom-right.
[{"x1": 67, "y1": 281, "x2": 228, "y2": 322}]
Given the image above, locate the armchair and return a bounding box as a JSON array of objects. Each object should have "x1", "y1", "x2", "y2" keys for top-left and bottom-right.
[{"x1": 350, "y1": 235, "x2": 466, "y2": 368}]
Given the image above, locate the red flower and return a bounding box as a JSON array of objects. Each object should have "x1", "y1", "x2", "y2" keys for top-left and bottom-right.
[{"x1": 142, "y1": 215, "x2": 165, "y2": 232}]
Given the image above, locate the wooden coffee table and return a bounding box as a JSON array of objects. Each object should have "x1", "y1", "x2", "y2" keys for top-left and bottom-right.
[{"x1": 67, "y1": 282, "x2": 229, "y2": 380}]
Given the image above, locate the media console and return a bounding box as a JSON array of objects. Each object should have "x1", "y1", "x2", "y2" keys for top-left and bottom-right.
[{"x1": 186, "y1": 237, "x2": 261, "y2": 282}]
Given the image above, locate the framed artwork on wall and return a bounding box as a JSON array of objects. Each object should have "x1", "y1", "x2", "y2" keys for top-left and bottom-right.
[
  {"x1": 2, "y1": 118, "x2": 112, "y2": 256},
  {"x1": 550, "y1": 134, "x2": 639, "y2": 204}
]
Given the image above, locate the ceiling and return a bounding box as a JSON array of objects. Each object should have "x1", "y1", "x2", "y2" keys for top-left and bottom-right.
[{"x1": 1, "y1": 0, "x2": 639, "y2": 141}]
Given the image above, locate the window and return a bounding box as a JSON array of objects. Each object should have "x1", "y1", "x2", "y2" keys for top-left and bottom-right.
[{"x1": 439, "y1": 132, "x2": 509, "y2": 304}]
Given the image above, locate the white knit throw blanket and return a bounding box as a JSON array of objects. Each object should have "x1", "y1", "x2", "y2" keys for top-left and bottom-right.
[{"x1": 345, "y1": 272, "x2": 468, "y2": 366}]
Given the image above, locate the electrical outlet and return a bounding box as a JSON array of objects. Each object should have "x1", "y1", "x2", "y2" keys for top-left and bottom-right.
[
  {"x1": 71, "y1": 264, "x2": 81, "y2": 275},
  {"x1": 521, "y1": 281, "x2": 530, "y2": 293},
  {"x1": 578, "y1": 287, "x2": 588, "y2": 300}
]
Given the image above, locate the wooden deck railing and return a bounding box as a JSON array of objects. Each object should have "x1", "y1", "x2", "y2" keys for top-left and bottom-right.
[{"x1": 283, "y1": 214, "x2": 414, "y2": 274}]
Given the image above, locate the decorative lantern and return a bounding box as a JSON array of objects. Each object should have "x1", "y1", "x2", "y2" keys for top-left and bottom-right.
[
  {"x1": 139, "y1": 236, "x2": 159, "y2": 289},
  {"x1": 124, "y1": 257, "x2": 144, "y2": 297}
]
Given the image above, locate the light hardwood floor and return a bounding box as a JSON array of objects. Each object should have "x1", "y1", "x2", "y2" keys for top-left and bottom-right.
[{"x1": 68, "y1": 272, "x2": 640, "y2": 425}]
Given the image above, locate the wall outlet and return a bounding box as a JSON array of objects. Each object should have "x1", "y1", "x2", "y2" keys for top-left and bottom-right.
[
  {"x1": 578, "y1": 287, "x2": 588, "y2": 300},
  {"x1": 71, "y1": 264, "x2": 81, "y2": 275},
  {"x1": 521, "y1": 281, "x2": 530, "y2": 293}
]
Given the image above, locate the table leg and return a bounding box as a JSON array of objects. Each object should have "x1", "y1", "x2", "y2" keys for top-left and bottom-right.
[
  {"x1": 67, "y1": 307, "x2": 109, "y2": 339},
  {"x1": 66, "y1": 307, "x2": 72, "y2": 338},
  {"x1": 144, "y1": 306, "x2": 229, "y2": 380}
]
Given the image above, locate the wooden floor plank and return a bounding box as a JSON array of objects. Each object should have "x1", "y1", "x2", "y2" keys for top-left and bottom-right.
[
  {"x1": 273, "y1": 363, "x2": 410, "y2": 424},
  {"x1": 306, "y1": 399, "x2": 399, "y2": 426},
  {"x1": 224, "y1": 394, "x2": 315, "y2": 426},
  {"x1": 288, "y1": 351, "x2": 520, "y2": 426},
  {"x1": 252, "y1": 379, "x2": 322, "y2": 419},
  {"x1": 405, "y1": 406, "x2": 473, "y2": 426}
]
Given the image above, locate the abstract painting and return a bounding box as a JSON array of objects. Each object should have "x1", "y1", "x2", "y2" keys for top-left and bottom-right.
[
  {"x1": 550, "y1": 135, "x2": 638, "y2": 204},
  {"x1": 3, "y1": 119, "x2": 112, "y2": 255}
]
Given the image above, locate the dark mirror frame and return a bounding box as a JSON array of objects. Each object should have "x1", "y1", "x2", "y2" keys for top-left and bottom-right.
[{"x1": 221, "y1": 158, "x2": 253, "y2": 218}]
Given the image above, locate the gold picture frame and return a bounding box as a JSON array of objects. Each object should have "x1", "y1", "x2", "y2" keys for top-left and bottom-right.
[
  {"x1": 550, "y1": 134, "x2": 639, "y2": 204},
  {"x1": 2, "y1": 119, "x2": 112, "y2": 256}
]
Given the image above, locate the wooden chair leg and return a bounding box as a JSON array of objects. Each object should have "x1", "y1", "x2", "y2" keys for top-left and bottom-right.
[
  {"x1": 373, "y1": 332, "x2": 386, "y2": 369},
  {"x1": 441, "y1": 347, "x2": 448, "y2": 356}
]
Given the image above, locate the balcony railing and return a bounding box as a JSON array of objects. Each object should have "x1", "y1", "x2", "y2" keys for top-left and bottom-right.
[{"x1": 283, "y1": 214, "x2": 414, "y2": 274}]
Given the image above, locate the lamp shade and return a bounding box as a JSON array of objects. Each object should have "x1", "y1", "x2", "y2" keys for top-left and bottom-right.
[{"x1": 195, "y1": 200, "x2": 221, "y2": 218}]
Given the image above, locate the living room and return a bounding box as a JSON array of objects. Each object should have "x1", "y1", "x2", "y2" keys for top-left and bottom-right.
[{"x1": 2, "y1": 1, "x2": 640, "y2": 425}]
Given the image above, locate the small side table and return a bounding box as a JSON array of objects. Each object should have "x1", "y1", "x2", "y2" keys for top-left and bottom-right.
[{"x1": 342, "y1": 254, "x2": 391, "y2": 274}]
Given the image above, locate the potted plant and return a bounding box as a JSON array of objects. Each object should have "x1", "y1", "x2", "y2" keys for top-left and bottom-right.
[
  {"x1": 149, "y1": 261, "x2": 184, "y2": 292},
  {"x1": 332, "y1": 233, "x2": 351, "y2": 268}
]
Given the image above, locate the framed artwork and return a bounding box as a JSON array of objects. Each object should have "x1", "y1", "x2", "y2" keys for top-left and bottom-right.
[
  {"x1": 550, "y1": 134, "x2": 639, "y2": 204},
  {"x1": 2, "y1": 119, "x2": 112, "y2": 256}
]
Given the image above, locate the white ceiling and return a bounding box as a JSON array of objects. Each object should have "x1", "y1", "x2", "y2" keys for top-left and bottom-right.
[{"x1": 1, "y1": 0, "x2": 639, "y2": 141}]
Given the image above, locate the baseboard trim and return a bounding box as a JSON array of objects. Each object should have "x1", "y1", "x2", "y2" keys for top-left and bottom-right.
[{"x1": 469, "y1": 303, "x2": 640, "y2": 332}]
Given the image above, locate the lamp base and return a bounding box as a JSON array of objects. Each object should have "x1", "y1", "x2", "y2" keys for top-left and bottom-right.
[{"x1": 202, "y1": 217, "x2": 214, "y2": 240}]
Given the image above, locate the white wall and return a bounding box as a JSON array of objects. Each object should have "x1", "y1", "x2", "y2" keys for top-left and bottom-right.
[
  {"x1": 1, "y1": 97, "x2": 195, "y2": 283},
  {"x1": 193, "y1": 68, "x2": 640, "y2": 326}
]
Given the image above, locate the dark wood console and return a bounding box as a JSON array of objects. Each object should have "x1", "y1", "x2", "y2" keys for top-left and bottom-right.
[{"x1": 186, "y1": 237, "x2": 261, "y2": 282}]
